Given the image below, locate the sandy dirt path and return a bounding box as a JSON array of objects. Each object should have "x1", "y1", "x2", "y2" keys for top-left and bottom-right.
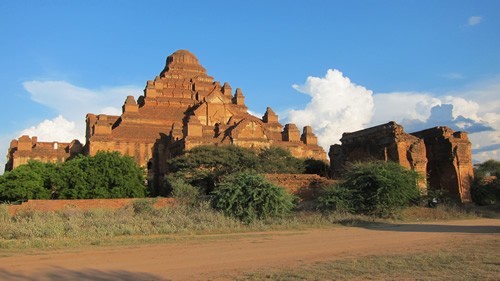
[{"x1": 1, "y1": 218, "x2": 499, "y2": 280}]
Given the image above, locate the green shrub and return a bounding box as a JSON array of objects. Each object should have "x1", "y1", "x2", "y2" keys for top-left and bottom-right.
[
  {"x1": 317, "y1": 184, "x2": 354, "y2": 212},
  {"x1": 471, "y1": 179, "x2": 500, "y2": 206},
  {"x1": 304, "y1": 158, "x2": 330, "y2": 176},
  {"x1": 0, "y1": 152, "x2": 147, "y2": 200},
  {"x1": 318, "y1": 161, "x2": 420, "y2": 217},
  {"x1": 256, "y1": 146, "x2": 306, "y2": 174},
  {"x1": 471, "y1": 160, "x2": 500, "y2": 206},
  {"x1": 211, "y1": 172, "x2": 295, "y2": 223},
  {"x1": 167, "y1": 176, "x2": 200, "y2": 206},
  {"x1": 474, "y1": 160, "x2": 500, "y2": 179},
  {"x1": 0, "y1": 161, "x2": 58, "y2": 201},
  {"x1": 57, "y1": 152, "x2": 147, "y2": 199}
]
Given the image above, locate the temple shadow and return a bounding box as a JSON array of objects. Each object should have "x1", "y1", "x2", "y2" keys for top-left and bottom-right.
[
  {"x1": 0, "y1": 267, "x2": 166, "y2": 281},
  {"x1": 337, "y1": 220, "x2": 500, "y2": 234}
]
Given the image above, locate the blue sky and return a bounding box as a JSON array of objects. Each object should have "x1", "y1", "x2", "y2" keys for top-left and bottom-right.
[{"x1": 1, "y1": 0, "x2": 499, "y2": 166}]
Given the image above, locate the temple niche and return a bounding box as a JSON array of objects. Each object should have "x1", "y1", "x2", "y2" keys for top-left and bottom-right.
[
  {"x1": 329, "y1": 121, "x2": 474, "y2": 203},
  {"x1": 5, "y1": 50, "x2": 326, "y2": 194}
]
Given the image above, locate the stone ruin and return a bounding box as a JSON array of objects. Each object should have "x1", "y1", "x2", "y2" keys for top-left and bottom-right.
[
  {"x1": 6, "y1": 50, "x2": 326, "y2": 194},
  {"x1": 330, "y1": 121, "x2": 474, "y2": 203}
]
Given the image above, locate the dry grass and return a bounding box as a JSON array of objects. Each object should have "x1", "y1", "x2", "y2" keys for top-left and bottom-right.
[
  {"x1": 238, "y1": 236, "x2": 500, "y2": 281},
  {"x1": 0, "y1": 201, "x2": 484, "y2": 251}
]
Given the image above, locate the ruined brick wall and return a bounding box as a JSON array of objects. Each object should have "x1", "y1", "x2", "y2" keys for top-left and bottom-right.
[
  {"x1": 265, "y1": 174, "x2": 337, "y2": 201},
  {"x1": 329, "y1": 122, "x2": 427, "y2": 190},
  {"x1": 5, "y1": 136, "x2": 83, "y2": 171},
  {"x1": 412, "y1": 127, "x2": 474, "y2": 203},
  {"x1": 5, "y1": 198, "x2": 174, "y2": 215},
  {"x1": 329, "y1": 122, "x2": 474, "y2": 203}
]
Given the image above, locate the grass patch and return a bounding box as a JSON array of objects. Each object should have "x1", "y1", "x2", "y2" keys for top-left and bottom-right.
[
  {"x1": 0, "y1": 201, "x2": 483, "y2": 251},
  {"x1": 237, "y1": 236, "x2": 500, "y2": 280}
]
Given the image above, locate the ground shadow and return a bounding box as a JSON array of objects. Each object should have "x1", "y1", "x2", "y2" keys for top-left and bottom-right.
[
  {"x1": 0, "y1": 267, "x2": 165, "y2": 281},
  {"x1": 337, "y1": 220, "x2": 500, "y2": 234}
]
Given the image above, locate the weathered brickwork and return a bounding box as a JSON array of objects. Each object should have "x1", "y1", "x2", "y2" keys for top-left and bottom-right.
[
  {"x1": 6, "y1": 136, "x2": 82, "y2": 171},
  {"x1": 329, "y1": 122, "x2": 474, "y2": 202},
  {"x1": 412, "y1": 127, "x2": 474, "y2": 202}
]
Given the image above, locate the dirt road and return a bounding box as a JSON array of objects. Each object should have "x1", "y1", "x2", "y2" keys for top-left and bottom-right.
[{"x1": 1, "y1": 219, "x2": 499, "y2": 280}]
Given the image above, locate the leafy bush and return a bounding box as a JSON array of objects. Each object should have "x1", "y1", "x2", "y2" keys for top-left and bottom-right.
[
  {"x1": 167, "y1": 176, "x2": 200, "y2": 206},
  {"x1": 471, "y1": 179, "x2": 500, "y2": 205},
  {"x1": 55, "y1": 152, "x2": 146, "y2": 199},
  {"x1": 318, "y1": 161, "x2": 421, "y2": 216},
  {"x1": 0, "y1": 161, "x2": 58, "y2": 201},
  {"x1": 304, "y1": 158, "x2": 330, "y2": 176},
  {"x1": 0, "y1": 152, "x2": 146, "y2": 200},
  {"x1": 474, "y1": 160, "x2": 500, "y2": 178},
  {"x1": 317, "y1": 184, "x2": 354, "y2": 212},
  {"x1": 471, "y1": 160, "x2": 500, "y2": 206},
  {"x1": 211, "y1": 172, "x2": 295, "y2": 223},
  {"x1": 255, "y1": 147, "x2": 306, "y2": 174}
]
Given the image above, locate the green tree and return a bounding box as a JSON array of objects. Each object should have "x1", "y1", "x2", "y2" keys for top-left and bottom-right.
[
  {"x1": 474, "y1": 160, "x2": 500, "y2": 178},
  {"x1": 167, "y1": 145, "x2": 259, "y2": 193},
  {"x1": 212, "y1": 172, "x2": 295, "y2": 223},
  {"x1": 471, "y1": 160, "x2": 500, "y2": 205},
  {"x1": 255, "y1": 146, "x2": 306, "y2": 174},
  {"x1": 318, "y1": 161, "x2": 421, "y2": 216},
  {"x1": 0, "y1": 161, "x2": 58, "y2": 201},
  {"x1": 57, "y1": 151, "x2": 147, "y2": 199}
]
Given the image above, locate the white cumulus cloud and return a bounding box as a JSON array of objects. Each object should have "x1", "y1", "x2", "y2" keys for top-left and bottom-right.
[
  {"x1": 20, "y1": 80, "x2": 142, "y2": 143},
  {"x1": 20, "y1": 115, "x2": 83, "y2": 142},
  {"x1": 287, "y1": 69, "x2": 374, "y2": 150},
  {"x1": 0, "y1": 81, "x2": 142, "y2": 173}
]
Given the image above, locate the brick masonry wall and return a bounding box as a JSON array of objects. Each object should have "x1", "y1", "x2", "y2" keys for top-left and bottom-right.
[
  {"x1": 6, "y1": 198, "x2": 174, "y2": 215},
  {"x1": 265, "y1": 174, "x2": 337, "y2": 201}
]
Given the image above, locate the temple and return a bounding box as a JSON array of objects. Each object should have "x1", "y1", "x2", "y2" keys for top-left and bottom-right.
[
  {"x1": 6, "y1": 50, "x2": 326, "y2": 193},
  {"x1": 329, "y1": 122, "x2": 474, "y2": 202}
]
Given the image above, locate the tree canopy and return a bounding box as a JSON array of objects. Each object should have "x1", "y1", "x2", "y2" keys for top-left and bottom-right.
[{"x1": 0, "y1": 151, "x2": 146, "y2": 201}]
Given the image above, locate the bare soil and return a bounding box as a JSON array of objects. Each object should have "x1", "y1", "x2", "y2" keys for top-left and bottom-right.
[{"x1": 0, "y1": 218, "x2": 498, "y2": 281}]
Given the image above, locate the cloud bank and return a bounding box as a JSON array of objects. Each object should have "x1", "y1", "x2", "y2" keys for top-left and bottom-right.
[
  {"x1": 21, "y1": 81, "x2": 141, "y2": 142},
  {"x1": 20, "y1": 115, "x2": 82, "y2": 142},
  {"x1": 287, "y1": 69, "x2": 374, "y2": 149},
  {"x1": 287, "y1": 70, "x2": 500, "y2": 162}
]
